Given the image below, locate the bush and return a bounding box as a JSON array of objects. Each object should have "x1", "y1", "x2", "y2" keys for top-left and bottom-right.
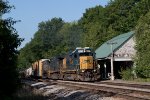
[
  {"x1": 135, "y1": 66, "x2": 150, "y2": 78},
  {"x1": 120, "y1": 68, "x2": 134, "y2": 80}
]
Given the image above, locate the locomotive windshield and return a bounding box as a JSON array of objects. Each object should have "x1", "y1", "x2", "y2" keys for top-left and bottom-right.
[
  {"x1": 79, "y1": 52, "x2": 93, "y2": 56},
  {"x1": 72, "y1": 47, "x2": 95, "y2": 57}
]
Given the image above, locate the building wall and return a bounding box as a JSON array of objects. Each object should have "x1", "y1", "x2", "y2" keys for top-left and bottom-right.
[{"x1": 114, "y1": 37, "x2": 136, "y2": 59}]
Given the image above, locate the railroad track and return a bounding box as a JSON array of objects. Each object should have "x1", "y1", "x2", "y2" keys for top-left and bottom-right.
[
  {"x1": 22, "y1": 79, "x2": 150, "y2": 100},
  {"x1": 95, "y1": 81, "x2": 150, "y2": 90},
  {"x1": 54, "y1": 80, "x2": 150, "y2": 100}
]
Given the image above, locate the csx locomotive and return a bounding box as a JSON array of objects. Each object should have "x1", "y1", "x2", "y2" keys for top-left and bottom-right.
[{"x1": 32, "y1": 47, "x2": 100, "y2": 81}]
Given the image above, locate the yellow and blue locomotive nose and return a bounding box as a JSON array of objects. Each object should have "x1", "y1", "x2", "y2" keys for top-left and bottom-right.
[{"x1": 80, "y1": 56, "x2": 93, "y2": 70}]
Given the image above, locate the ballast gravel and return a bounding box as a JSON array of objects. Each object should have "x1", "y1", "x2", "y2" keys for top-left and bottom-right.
[{"x1": 29, "y1": 82, "x2": 125, "y2": 100}]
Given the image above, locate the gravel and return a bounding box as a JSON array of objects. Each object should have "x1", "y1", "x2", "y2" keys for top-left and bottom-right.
[{"x1": 30, "y1": 82, "x2": 124, "y2": 100}]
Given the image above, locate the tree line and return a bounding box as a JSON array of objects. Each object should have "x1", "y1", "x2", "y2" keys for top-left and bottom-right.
[
  {"x1": 18, "y1": 0, "x2": 150, "y2": 78},
  {"x1": 0, "y1": 0, "x2": 23, "y2": 99}
]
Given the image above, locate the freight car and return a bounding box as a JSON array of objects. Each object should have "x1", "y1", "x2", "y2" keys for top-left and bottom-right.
[
  {"x1": 32, "y1": 47, "x2": 100, "y2": 81},
  {"x1": 32, "y1": 59, "x2": 50, "y2": 78}
]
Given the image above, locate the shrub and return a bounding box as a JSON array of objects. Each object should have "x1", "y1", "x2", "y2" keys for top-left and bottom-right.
[
  {"x1": 135, "y1": 66, "x2": 150, "y2": 78},
  {"x1": 120, "y1": 68, "x2": 134, "y2": 80}
]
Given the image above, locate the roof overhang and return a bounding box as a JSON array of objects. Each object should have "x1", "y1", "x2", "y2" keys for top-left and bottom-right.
[
  {"x1": 97, "y1": 57, "x2": 133, "y2": 61},
  {"x1": 114, "y1": 58, "x2": 133, "y2": 61},
  {"x1": 97, "y1": 57, "x2": 108, "y2": 60}
]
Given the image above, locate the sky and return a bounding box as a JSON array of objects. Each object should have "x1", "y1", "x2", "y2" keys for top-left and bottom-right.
[{"x1": 4, "y1": 0, "x2": 109, "y2": 49}]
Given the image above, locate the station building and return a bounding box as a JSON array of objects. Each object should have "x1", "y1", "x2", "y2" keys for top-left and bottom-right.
[{"x1": 95, "y1": 31, "x2": 136, "y2": 80}]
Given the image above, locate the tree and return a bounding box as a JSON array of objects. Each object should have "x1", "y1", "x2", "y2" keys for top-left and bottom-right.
[
  {"x1": 135, "y1": 11, "x2": 150, "y2": 78},
  {"x1": 79, "y1": 6, "x2": 105, "y2": 49},
  {"x1": 0, "y1": 0, "x2": 23, "y2": 99},
  {"x1": 59, "y1": 22, "x2": 83, "y2": 51},
  {"x1": 79, "y1": 0, "x2": 150, "y2": 50},
  {"x1": 18, "y1": 18, "x2": 65, "y2": 68}
]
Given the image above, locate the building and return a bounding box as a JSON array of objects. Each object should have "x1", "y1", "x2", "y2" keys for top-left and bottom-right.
[{"x1": 95, "y1": 31, "x2": 136, "y2": 80}]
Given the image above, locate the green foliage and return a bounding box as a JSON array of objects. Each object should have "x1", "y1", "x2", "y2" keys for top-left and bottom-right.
[
  {"x1": 18, "y1": 18, "x2": 65, "y2": 69},
  {"x1": 135, "y1": 11, "x2": 150, "y2": 78},
  {"x1": 79, "y1": 0, "x2": 143, "y2": 50},
  {"x1": 0, "y1": 0, "x2": 23, "y2": 99},
  {"x1": 18, "y1": 0, "x2": 150, "y2": 79},
  {"x1": 133, "y1": 78, "x2": 150, "y2": 82},
  {"x1": 79, "y1": 6, "x2": 106, "y2": 49},
  {"x1": 59, "y1": 22, "x2": 83, "y2": 51},
  {"x1": 18, "y1": 19, "x2": 83, "y2": 69},
  {"x1": 33, "y1": 17, "x2": 65, "y2": 58},
  {"x1": 120, "y1": 68, "x2": 134, "y2": 80}
]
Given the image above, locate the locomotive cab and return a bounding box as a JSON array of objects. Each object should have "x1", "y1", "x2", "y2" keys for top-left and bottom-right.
[
  {"x1": 78, "y1": 47, "x2": 95, "y2": 71},
  {"x1": 80, "y1": 56, "x2": 93, "y2": 70}
]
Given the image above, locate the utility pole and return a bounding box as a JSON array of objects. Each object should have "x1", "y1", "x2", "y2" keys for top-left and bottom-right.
[{"x1": 107, "y1": 42, "x2": 117, "y2": 80}]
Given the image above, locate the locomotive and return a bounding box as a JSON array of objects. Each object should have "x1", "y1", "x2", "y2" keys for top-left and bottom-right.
[{"x1": 32, "y1": 47, "x2": 100, "y2": 81}]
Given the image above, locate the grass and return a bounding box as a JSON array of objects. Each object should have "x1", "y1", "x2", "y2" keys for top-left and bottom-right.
[
  {"x1": 13, "y1": 84, "x2": 48, "y2": 100},
  {"x1": 132, "y1": 78, "x2": 150, "y2": 82}
]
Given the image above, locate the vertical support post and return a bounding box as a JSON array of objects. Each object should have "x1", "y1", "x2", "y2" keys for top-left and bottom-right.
[
  {"x1": 110, "y1": 44, "x2": 115, "y2": 80},
  {"x1": 133, "y1": 62, "x2": 137, "y2": 79},
  {"x1": 107, "y1": 42, "x2": 117, "y2": 80},
  {"x1": 111, "y1": 54, "x2": 114, "y2": 80},
  {"x1": 104, "y1": 63, "x2": 107, "y2": 79}
]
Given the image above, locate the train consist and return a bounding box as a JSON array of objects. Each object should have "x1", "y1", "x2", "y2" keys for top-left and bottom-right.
[{"x1": 31, "y1": 47, "x2": 100, "y2": 81}]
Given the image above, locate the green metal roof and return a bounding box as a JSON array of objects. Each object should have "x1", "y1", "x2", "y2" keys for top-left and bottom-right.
[{"x1": 95, "y1": 31, "x2": 135, "y2": 59}]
